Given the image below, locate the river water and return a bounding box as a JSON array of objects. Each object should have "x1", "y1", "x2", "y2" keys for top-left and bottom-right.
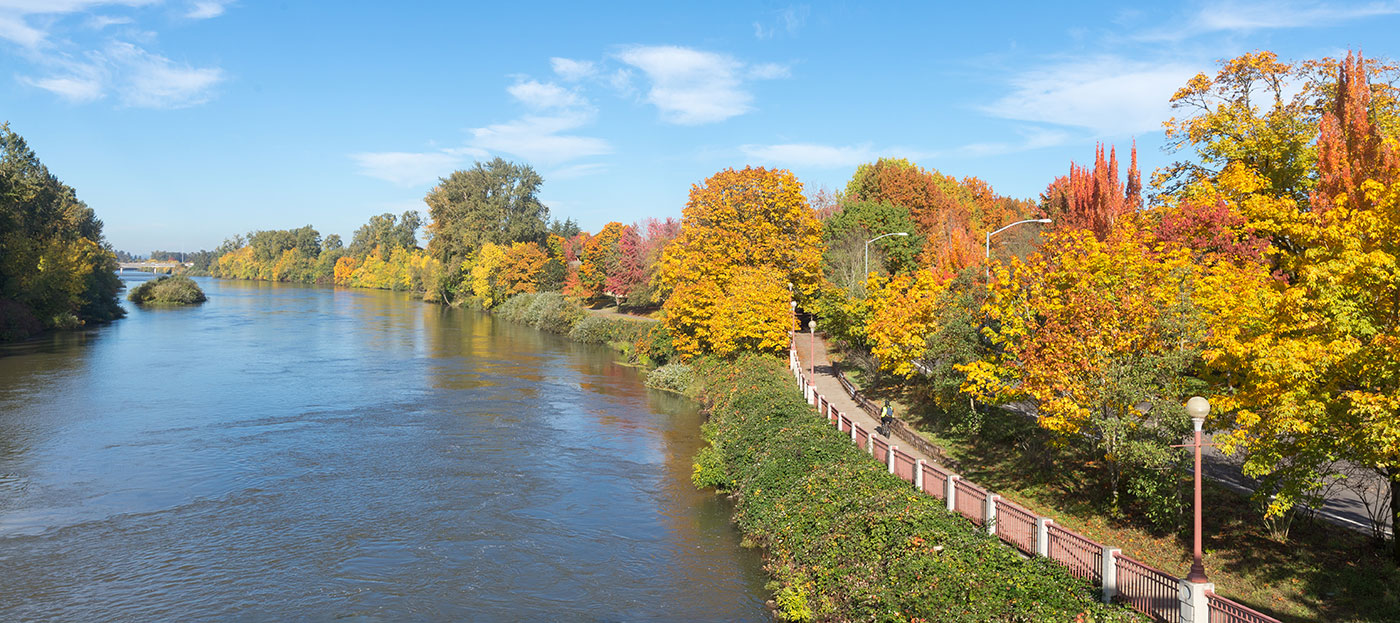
[{"x1": 0, "y1": 275, "x2": 768, "y2": 621}]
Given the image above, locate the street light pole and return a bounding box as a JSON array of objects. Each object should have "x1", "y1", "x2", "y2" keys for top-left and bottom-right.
[
  {"x1": 984, "y1": 218, "x2": 1051, "y2": 281},
  {"x1": 1184, "y1": 396, "x2": 1211, "y2": 583},
  {"x1": 808, "y1": 319, "x2": 816, "y2": 379},
  {"x1": 864, "y1": 231, "x2": 910, "y2": 281}
]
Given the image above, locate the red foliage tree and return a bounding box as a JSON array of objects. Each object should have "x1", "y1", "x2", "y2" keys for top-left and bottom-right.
[
  {"x1": 1154, "y1": 199, "x2": 1268, "y2": 265},
  {"x1": 606, "y1": 225, "x2": 646, "y2": 298}
]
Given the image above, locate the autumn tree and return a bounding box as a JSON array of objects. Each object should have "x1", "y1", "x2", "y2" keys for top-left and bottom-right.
[
  {"x1": 579, "y1": 221, "x2": 624, "y2": 300},
  {"x1": 659, "y1": 167, "x2": 823, "y2": 357},
  {"x1": 1161, "y1": 50, "x2": 1400, "y2": 208},
  {"x1": 1202, "y1": 53, "x2": 1400, "y2": 557},
  {"x1": 498, "y1": 242, "x2": 548, "y2": 295},
  {"x1": 606, "y1": 225, "x2": 646, "y2": 302},
  {"x1": 0, "y1": 123, "x2": 125, "y2": 340},
  {"x1": 1038, "y1": 143, "x2": 1141, "y2": 239},
  {"x1": 958, "y1": 220, "x2": 1262, "y2": 524},
  {"x1": 348, "y1": 211, "x2": 421, "y2": 257}
]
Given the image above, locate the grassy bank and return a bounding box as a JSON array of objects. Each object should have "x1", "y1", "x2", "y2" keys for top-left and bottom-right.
[{"x1": 688, "y1": 354, "x2": 1141, "y2": 623}]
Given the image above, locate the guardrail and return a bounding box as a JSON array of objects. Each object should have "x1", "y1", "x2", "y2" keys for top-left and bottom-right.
[{"x1": 788, "y1": 345, "x2": 1283, "y2": 623}]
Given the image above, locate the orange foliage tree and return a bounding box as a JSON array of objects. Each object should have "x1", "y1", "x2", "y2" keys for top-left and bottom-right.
[{"x1": 1039, "y1": 143, "x2": 1141, "y2": 239}]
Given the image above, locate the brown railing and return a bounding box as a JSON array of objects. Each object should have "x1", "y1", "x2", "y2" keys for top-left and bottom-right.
[
  {"x1": 838, "y1": 414, "x2": 852, "y2": 433},
  {"x1": 873, "y1": 437, "x2": 891, "y2": 464},
  {"x1": 1047, "y1": 523, "x2": 1103, "y2": 584},
  {"x1": 892, "y1": 448, "x2": 917, "y2": 482},
  {"x1": 996, "y1": 500, "x2": 1037, "y2": 553},
  {"x1": 953, "y1": 478, "x2": 986, "y2": 524},
  {"x1": 853, "y1": 425, "x2": 870, "y2": 450},
  {"x1": 1206, "y1": 591, "x2": 1282, "y2": 623},
  {"x1": 1116, "y1": 554, "x2": 1181, "y2": 622},
  {"x1": 920, "y1": 462, "x2": 949, "y2": 500}
]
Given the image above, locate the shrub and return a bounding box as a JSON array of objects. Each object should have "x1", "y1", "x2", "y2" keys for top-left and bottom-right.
[
  {"x1": 645, "y1": 362, "x2": 692, "y2": 394},
  {"x1": 496, "y1": 292, "x2": 586, "y2": 334},
  {"x1": 690, "y1": 354, "x2": 1137, "y2": 623},
  {"x1": 127, "y1": 276, "x2": 207, "y2": 305},
  {"x1": 569, "y1": 313, "x2": 650, "y2": 345},
  {"x1": 633, "y1": 321, "x2": 676, "y2": 365}
]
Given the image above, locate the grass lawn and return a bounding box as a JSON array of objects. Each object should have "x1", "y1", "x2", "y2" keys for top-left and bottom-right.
[{"x1": 826, "y1": 348, "x2": 1398, "y2": 622}]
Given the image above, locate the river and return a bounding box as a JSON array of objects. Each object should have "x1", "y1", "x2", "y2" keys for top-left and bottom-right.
[{"x1": 0, "y1": 275, "x2": 768, "y2": 621}]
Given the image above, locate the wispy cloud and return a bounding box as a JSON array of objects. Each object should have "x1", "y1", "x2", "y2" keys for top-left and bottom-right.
[
  {"x1": 23, "y1": 40, "x2": 223, "y2": 107},
  {"x1": 741, "y1": 143, "x2": 879, "y2": 169},
  {"x1": 185, "y1": 0, "x2": 232, "y2": 20},
  {"x1": 3, "y1": 0, "x2": 227, "y2": 108},
  {"x1": 753, "y1": 5, "x2": 809, "y2": 39},
  {"x1": 954, "y1": 127, "x2": 1072, "y2": 158},
  {"x1": 614, "y1": 45, "x2": 788, "y2": 125},
  {"x1": 0, "y1": 0, "x2": 157, "y2": 47},
  {"x1": 469, "y1": 111, "x2": 612, "y2": 165},
  {"x1": 983, "y1": 57, "x2": 1196, "y2": 136},
  {"x1": 550, "y1": 57, "x2": 596, "y2": 82},
  {"x1": 1138, "y1": 1, "x2": 1400, "y2": 41},
  {"x1": 507, "y1": 79, "x2": 585, "y2": 111},
  {"x1": 350, "y1": 151, "x2": 470, "y2": 187}
]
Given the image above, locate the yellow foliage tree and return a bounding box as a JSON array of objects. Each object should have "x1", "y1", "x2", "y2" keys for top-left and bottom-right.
[
  {"x1": 470, "y1": 243, "x2": 507, "y2": 307},
  {"x1": 864, "y1": 270, "x2": 949, "y2": 377},
  {"x1": 499, "y1": 242, "x2": 547, "y2": 295},
  {"x1": 707, "y1": 268, "x2": 792, "y2": 356},
  {"x1": 659, "y1": 167, "x2": 823, "y2": 357}
]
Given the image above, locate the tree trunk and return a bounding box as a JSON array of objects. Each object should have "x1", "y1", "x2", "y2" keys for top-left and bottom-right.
[{"x1": 1391, "y1": 472, "x2": 1400, "y2": 565}]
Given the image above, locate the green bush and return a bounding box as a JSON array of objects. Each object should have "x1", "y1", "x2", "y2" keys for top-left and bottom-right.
[
  {"x1": 568, "y1": 313, "x2": 650, "y2": 345},
  {"x1": 496, "y1": 292, "x2": 586, "y2": 334},
  {"x1": 633, "y1": 321, "x2": 676, "y2": 365},
  {"x1": 644, "y1": 362, "x2": 692, "y2": 393},
  {"x1": 690, "y1": 354, "x2": 1139, "y2": 623},
  {"x1": 127, "y1": 276, "x2": 206, "y2": 305}
]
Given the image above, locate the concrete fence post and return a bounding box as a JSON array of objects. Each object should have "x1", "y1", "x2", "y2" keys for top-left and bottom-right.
[
  {"x1": 1179, "y1": 580, "x2": 1213, "y2": 623},
  {"x1": 849, "y1": 417, "x2": 857, "y2": 442},
  {"x1": 866, "y1": 430, "x2": 875, "y2": 454},
  {"x1": 945, "y1": 475, "x2": 959, "y2": 512},
  {"x1": 914, "y1": 459, "x2": 924, "y2": 491},
  {"x1": 887, "y1": 446, "x2": 897, "y2": 474},
  {"x1": 1035, "y1": 517, "x2": 1052, "y2": 557},
  {"x1": 984, "y1": 493, "x2": 999, "y2": 535},
  {"x1": 1101, "y1": 547, "x2": 1121, "y2": 604}
]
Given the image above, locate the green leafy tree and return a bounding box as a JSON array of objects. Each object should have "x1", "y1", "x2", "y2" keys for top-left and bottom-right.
[
  {"x1": 425, "y1": 158, "x2": 548, "y2": 267},
  {"x1": 0, "y1": 122, "x2": 123, "y2": 339}
]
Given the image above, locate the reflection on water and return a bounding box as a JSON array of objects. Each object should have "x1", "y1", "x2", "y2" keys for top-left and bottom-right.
[{"x1": 0, "y1": 275, "x2": 767, "y2": 621}]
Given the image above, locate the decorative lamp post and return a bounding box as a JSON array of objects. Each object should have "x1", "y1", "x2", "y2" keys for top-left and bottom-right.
[
  {"x1": 864, "y1": 232, "x2": 910, "y2": 281},
  {"x1": 808, "y1": 319, "x2": 816, "y2": 378},
  {"x1": 984, "y1": 219, "x2": 1051, "y2": 281},
  {"x1": 1184, "y1": 396, "x2": 1211, "y2": 583}
]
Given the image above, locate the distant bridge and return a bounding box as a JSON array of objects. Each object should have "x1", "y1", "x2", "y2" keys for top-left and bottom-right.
[{"x1": 117, "y1": 262, "x2": 190, "y2": 273}]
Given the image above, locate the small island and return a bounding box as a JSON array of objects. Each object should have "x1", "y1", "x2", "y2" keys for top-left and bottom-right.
[{"x1": 127, "y1": 275, "x2": 207, "y2": 305}]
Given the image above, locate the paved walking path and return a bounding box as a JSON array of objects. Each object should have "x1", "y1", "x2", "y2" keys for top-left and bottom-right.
[{"x1": 791, "y1": 329, "x2": 942, "y2": 468}]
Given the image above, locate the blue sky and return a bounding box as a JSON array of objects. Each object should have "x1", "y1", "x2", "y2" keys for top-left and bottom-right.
[{"x1": 3, "y1": 1, "x2": 1399, "y2": 254}]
